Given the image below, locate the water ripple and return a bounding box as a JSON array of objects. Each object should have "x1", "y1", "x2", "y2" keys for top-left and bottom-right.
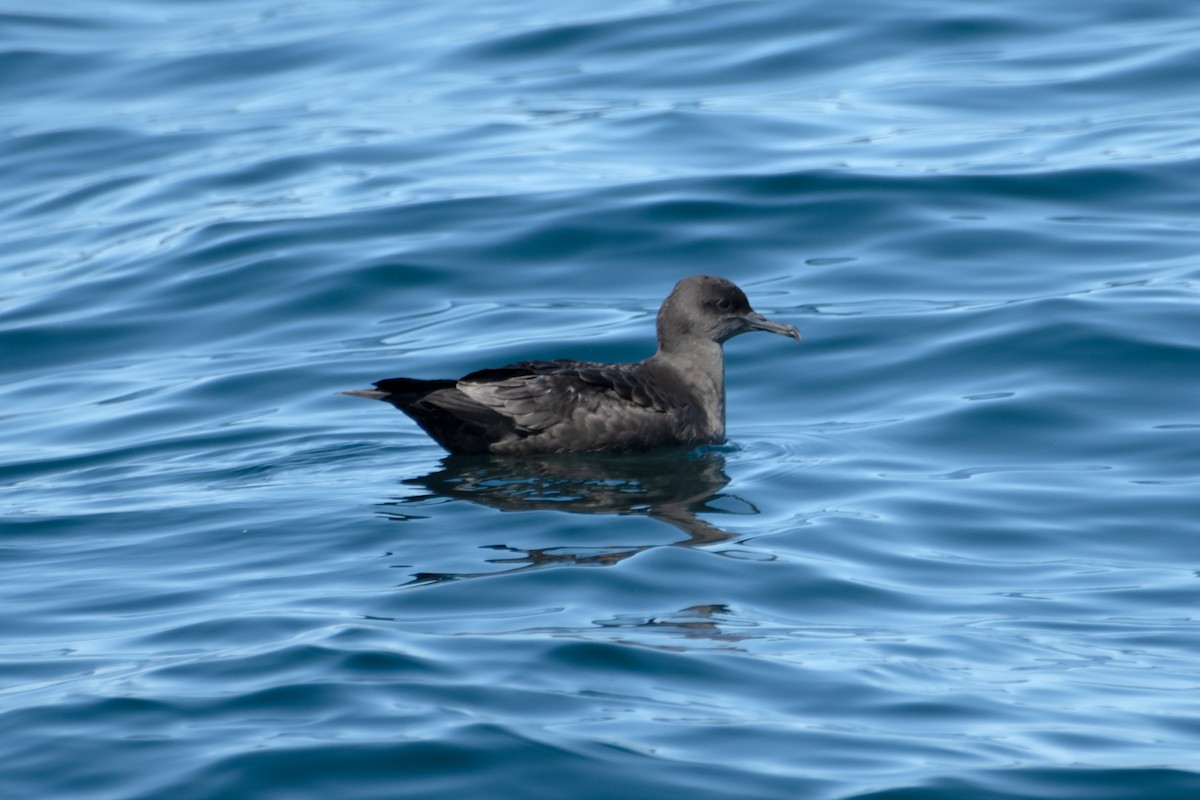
[{"x1": 5, "y1": 1, "x2": 1200, "y2": 798}]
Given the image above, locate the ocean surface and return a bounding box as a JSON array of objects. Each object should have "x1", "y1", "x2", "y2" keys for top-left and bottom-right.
[{"x1": 3, "y1": 1, "x2": 1199, "y2": 797}]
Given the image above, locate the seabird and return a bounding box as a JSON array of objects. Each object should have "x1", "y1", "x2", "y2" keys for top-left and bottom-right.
[{"x1": 343, "y1": 275, "x2": 801, "y2": 455}]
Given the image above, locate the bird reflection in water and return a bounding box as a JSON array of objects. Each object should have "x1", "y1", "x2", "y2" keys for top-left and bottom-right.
[{"x1": 378, "y1": 449, "x2": 755, "y2": 585}]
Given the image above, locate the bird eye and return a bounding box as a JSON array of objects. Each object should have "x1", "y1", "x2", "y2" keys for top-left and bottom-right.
[{"x1": 716, "y1": 299, "x2": 732, "y2": 310}]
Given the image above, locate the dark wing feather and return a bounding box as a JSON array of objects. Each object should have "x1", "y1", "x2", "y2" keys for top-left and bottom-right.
[
  {"x1": 457, "y1": 359, "x2": 677, "y2": 435},
  {"x1": 362, "y1": 376, "x2": 515, "y2": 453},
  {"x1": 373, "y1": 377, "x2": 457, "y2": 396},
  {"x1": 574, "y1": 366, "x2": 674, "y2": 412},
  {"x1": 364, "y1": 360, "x2": 697, "y2": 454}
]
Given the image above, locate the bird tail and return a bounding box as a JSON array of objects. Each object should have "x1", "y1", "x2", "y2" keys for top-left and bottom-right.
[
  {"x1": 339, "y1": 378, "x2": 459, "y2": 406},
  {"x1": 340, "y1": 388, "x2": 390, "y2": 400}
]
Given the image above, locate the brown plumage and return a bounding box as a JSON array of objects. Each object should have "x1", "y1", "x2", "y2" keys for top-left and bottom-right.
[{"x1": 342, "y1": 275, "x2": 801, "y2": 455}]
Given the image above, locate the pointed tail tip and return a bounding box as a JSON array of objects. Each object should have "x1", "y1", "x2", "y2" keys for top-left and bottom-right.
[{"x1": 339, "y1": 388, "x2": 389, "y2": 400}]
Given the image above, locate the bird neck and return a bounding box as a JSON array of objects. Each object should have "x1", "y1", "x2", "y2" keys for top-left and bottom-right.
[{"x1": 653, "y1": 338, "x2": 726, "y2": 436}]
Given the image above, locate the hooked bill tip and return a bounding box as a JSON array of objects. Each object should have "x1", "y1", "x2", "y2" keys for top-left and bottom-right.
[{"x1": 744, "y1": 312, "x2": 802, "y2": 343}]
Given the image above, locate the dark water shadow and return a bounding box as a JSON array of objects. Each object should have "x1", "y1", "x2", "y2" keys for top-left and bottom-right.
[{"x1": 377, "y1": 449, "x2": 754, "y2": 584}]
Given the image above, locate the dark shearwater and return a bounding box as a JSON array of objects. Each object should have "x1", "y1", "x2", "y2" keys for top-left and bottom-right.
[{"x1": 342, "y1": 275, "x2": 801, "y2": 455}]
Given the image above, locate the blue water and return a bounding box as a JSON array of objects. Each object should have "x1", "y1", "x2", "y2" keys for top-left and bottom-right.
[{"x1": 4, "y1": 1, "x2": 1200, "y2": 797}]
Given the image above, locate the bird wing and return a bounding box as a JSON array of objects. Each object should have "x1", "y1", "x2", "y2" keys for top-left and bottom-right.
[{"x1": 455, "y1": 359, "x2": 677, "y2": 434}]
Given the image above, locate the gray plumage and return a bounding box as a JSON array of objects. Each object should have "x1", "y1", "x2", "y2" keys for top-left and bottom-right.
[{"x1": 342, "y1": 275, "x2": 801, "y2": 455}]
